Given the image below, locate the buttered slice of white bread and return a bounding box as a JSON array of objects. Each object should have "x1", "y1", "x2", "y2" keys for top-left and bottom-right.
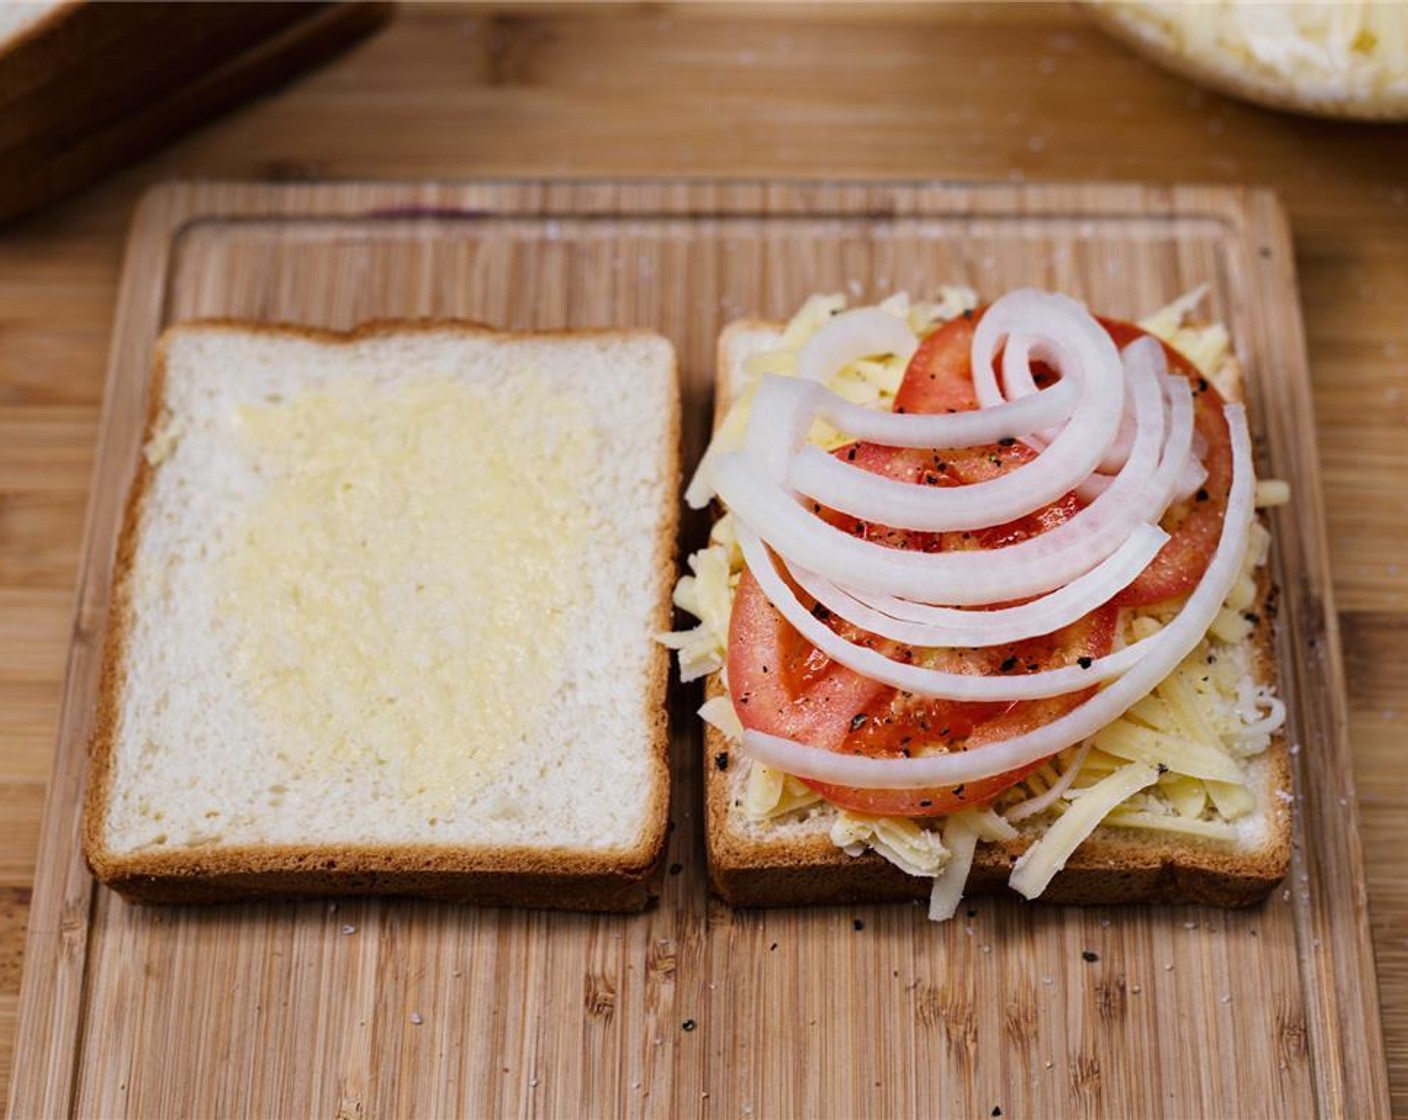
[
  {"x1": 85, "y1": 322, "x2": 679, "y2": 910},
  {"x1": 700, "y1": 313, "x2": 1290, "y2": 910}
]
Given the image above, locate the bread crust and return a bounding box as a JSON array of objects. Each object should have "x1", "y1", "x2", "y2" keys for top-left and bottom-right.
[
  {"x1": 704, "y1": 317, "x2": 1292, "y2": 909},
  {"x1": 83, "y1": 319, "x2": 680, "y2": 911}
]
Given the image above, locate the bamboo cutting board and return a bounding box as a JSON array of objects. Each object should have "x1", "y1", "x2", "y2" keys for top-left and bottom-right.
[{"x1": 7, "y1": 180, "x2": 1390, "y2": 1119}]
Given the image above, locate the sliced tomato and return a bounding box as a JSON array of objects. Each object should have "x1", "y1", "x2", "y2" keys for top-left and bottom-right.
[
  {"x1": 727, "y1": 310, "x2": 1222, "y2": 818},
  {"x1": 1099, "y1": 319, "x2": 1232, "y2": 607}
]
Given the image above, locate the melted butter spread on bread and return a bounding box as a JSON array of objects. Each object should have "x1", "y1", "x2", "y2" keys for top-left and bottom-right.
[{"x1": 218, "y1": 374, "x2": 593, "y2": 806}]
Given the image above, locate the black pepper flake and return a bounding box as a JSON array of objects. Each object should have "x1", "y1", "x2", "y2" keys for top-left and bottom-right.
[
  {"x1": 761, "y1": 665, "x2": 769, "y2": 674},
  {"x1": 925, "y1": 473, "x2": 939, "y2": 485},
  {"x1": 850, "y1": 713, "x2": 869, "y2": 732},
  {"x1": 811, "y1": 603, "x2": 832, "y2": 622},
  {"x1": 812, "y1": 502, "x2": 822, "y2": 513},
  {"x1": 919, "y1": 799, "x2": 933, "y2": 808},
  {"x1": 1000, "y1": 656, "x2": 1019, "y2": 673},
  {"x1": 1195, "y1": 487, "x2": 1210, "y2": 502},
  {"x1": 682, "y1": 1019, "x2": 697, "y2": 1032},
  {"x1": 992, "y1": 1109, "x2": 1003, "y2": 1118},
  {"x1": 853, "y1": 919, "x2": 865, "y2": 931},
  {"x1": 854, "y1": 522, "x2": 866, "y2": 535},
  {"x1": 846, "y1": 447, "x2": 857, "y2": 462},
  {"x1": 952, "y1": 783, "x2": 966, "y2": 798},
  {"x1": 1243, "y1": 611, "x2": 1260, "y2": 625},
  {"x1": 936, "y1": 460, "x2": 948, "y2": 472},
  {"x1": 998, "y1": 436, "x2": 1016, "y2": 447},
  {"x1": 769, "y1": 942, "x2": 778, "y2": 951},
  {"x1": 1197, "y1": 377, "x2": 1209, "y2": 393},
  {"x1": 1078, "y1": 656, "x2": 1093, "y2": 669},
  {"x1": 1025, "y1": 661, "x2": 1039, "y2": 672},
  {"x1": 668, "y1": 862, "x2": 683, "y2": 876},
  {"x1": 714, "y1": 751, "x2": 730, "y2": 772},
  {"x1": 896, "y1": 406, "x2": 906, "y2": 414},
  {"x1": 989, "y1": 454, "x2": 1003, "y2": 467},
  {"x1": 963, "y1": 308, "x2": 974, "y2": 321},
  {"x1": 1157, "y1": 762, "x2": 1169, "y2": 775},
  {"x1": 1082, "y1": 950, "x2": 1099, "y2": 963}
]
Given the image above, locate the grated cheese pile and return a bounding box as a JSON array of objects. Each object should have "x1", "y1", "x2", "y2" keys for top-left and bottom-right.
[{"x1": 1093, "y1": 1, "x2": 1408, "y2": 119}]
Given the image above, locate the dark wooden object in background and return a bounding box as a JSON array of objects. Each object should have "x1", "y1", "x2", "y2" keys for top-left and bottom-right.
[{"x1": 0, "y1": 1, "x2": 392, "y2": 225}]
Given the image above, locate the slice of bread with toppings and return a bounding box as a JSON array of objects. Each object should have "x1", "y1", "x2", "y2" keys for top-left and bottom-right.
[{"x1": 687, "y1": 301, "x2": 1289, "y2": 911}]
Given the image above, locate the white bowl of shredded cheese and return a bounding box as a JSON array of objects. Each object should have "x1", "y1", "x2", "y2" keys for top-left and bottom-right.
[{"x1": 1086, "y1": 1, "x2": 1408, "y2": 120}]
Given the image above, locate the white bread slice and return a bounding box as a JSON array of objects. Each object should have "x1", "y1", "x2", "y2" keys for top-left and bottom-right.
[
  {"x1": 705, "y1": 319, "x2": 1291, "y2": 908},
  {"x1": 85, "y1": 321, "x2": 680, "y2": 910}
]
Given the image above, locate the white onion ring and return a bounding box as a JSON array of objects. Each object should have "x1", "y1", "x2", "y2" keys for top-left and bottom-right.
[
  {"x1": 712, "y1": 335, "x2": 1169, "y2": 604},
  {"x1": 786, "y1": 524, "x2": 1168, "y2": 648},
  {"x1": 815, "y1": 378, "x2": 1078, "y2": 449},
  {"x1": 785, "y1": 296, "x2": 1127, "y2": 531},
  {"x1": 796, "y1": 307, "x2": 918, "y2": 384},
  {"x1": 738, "y1": 521, "x2": 1218, "y2": 702},
  {"x1": 733, "y1": 404, "x2": 1255, "y2": 788}
]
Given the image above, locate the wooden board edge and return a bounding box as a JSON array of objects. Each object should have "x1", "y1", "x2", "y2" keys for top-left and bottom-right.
[
  {"x1": 5, "y1": 177, "x2": 1390, "y2": 1119},
  {"x1": 1242, "y1": 188, "x2": 1392, "y2": 1118},
  {"x1": 4, "y1": 184, "x2": 197, "y2": 1120}
]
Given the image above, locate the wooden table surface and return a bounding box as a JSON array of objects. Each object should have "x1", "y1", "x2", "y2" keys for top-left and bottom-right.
[{"x1": 2, "y1": 3, "x2": 1405, "y2": 1113}]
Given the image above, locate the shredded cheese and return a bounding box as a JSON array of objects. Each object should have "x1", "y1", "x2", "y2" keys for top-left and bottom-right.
[
  {"x1": 744, "y1": 762, "x2": 823, "y2": 821},
  {"x1": 1010, "y1": 763, "x2": 1162, "y2": 899},
  {"x1": 831, "y1": 810, "x2": 950, "y2": 879},
  {"x1": 927, "y1": 811, "x2": 981, "y2": 921}
]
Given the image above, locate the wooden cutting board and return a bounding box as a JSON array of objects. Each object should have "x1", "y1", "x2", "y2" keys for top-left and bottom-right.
[{"x1": 6, "y1": 180, "x2": 1389, "y2": 1119}]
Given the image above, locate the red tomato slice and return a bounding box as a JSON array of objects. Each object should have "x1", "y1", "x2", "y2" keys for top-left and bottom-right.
[
  {"x1": 1099, "y1": 319, "x2": 1232, "y2": 607},
  {"x1": 729, "y1": 312, "x2": 1113, "y2": 817},
  {"x1": 726, "y1": 309, "x2": 1221, "y2": 818}
]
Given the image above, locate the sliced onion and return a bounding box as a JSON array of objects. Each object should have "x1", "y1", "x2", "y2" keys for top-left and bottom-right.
[
  {"x1": 796, "y1": 307, "x2": 918, "y2": 384},
  {"x1": 786, "y1": 524, "x2": 1167, "y2": 648},
  {"x1": 1003, "y1": 743, "x2": 1092, "y2": 822},
  {"x1": 785, "y1": 307, "x2": 1128, "y2": 531},
  {"x1": 712, "y1": 335, "x2": 1168, "y2": 604},
  {"x1": 734, "y1": 404, "x2": 1255, "y2": 788},
  {"x1": 739, "y1": 521, "x2": 1213, "y2": 702},
  {"x1": 970, "y1": 291, "x2": 1122, "y2": 409},
  {"x1": 814, "y1": 377, "x2": 1078, "y2": 449}
]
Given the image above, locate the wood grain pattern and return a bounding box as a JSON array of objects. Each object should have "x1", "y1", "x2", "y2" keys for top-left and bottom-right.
[
  {"x1": 3, "y1": 4, "x2": 1408, "y2": 1115},
  {"x1": 3, "y1": 179, "x2": 1389, "y2": 1119}
]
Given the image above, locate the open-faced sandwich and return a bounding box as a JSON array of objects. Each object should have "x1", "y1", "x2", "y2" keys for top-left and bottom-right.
[{"x1": 664, "y1": 286, "x2": 1291, "y2": 918}]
